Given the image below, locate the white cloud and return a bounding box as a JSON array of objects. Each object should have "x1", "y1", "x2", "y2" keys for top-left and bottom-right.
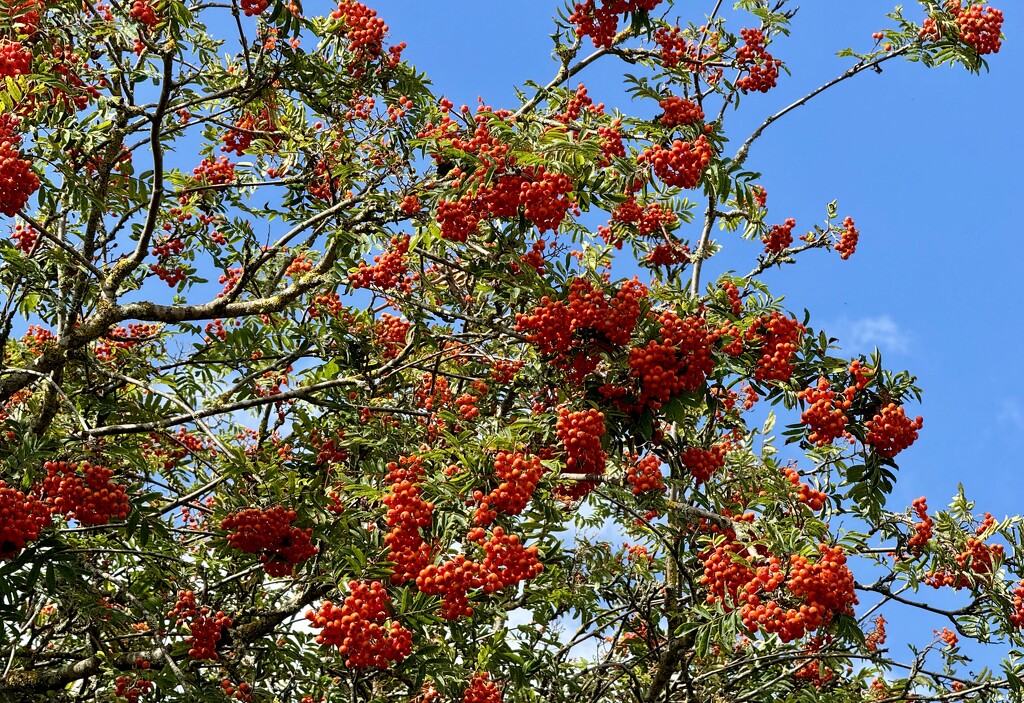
[
  {"x1": 997, "y1": 400, "x2": 1024, "y2": 430},
  {"x1": 831, "y1": 315, "x2": 910, "y2": 355}
]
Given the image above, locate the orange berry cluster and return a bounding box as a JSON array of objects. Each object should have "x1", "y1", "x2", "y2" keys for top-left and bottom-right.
[
  {"x1": 762, "y1": 218, "x2": 796, "y2": 254},
  {"x1": 383, "y1": 456, "x2": 433, "y2": 585},
  {"x1": 735, "y1": 28, "x2": 782, "y2": 93},
  {"x1": 658, "y1": 95, "x2": 704, "y2": 127},
  {"x1": 568, "y1": 0, "x2": 662, "y2": 48},
  {"x1": 416, "y1": 553, "x2": 483, "y2": 619},
  {"x1": 721, "y1": 281, "x2": 742, "y2": 316},
  {"x1": 556, "y1": 407, "x2": 607, "y2": 475},
  {"x1": 0, "y1": 115, "x2": 40, "y2": 217},
  {"x1": 638, "y1": 136, "x2": 713, "y2": 189},
  {"x1": 516, "y1": 277, "x2": 648, "y2": 368},
  {"x1": 681, "y1": 445, "x2": 726, "y2": 484},
  {"x1": 835, "y1": 216, "x2": 859, "y2": 259},
  {"x1": 168, "y1": 590, "x2": 197, "y2": 624},
  {"x1": 42, "y1": 461, "x2": 130, "y2": 526},
  {"x1": 782, "y1": 466, "x2": 827, "y2": 512},
  {"x1": 187, "y1": 608, "x2": 232, "y2": 660},
  {"x1": 907, "y1": 497, "x2": 933, "y2": 554},
  {"x1": 926, "y1": 536, "x2": 1004, "y2": 590},
  {"x1": 331, "y1": 1, "x2": 388, "y2": 67},
  {"x1": 1010, "y1": 580, "x2": 1024, "y2": 629},
  {"x1": 240, "y1": 0, "x2": 267, "y2": 16},
  {"x1": 954, "y1": 3, "x2": 1003, "y2": 55},
  {"x1": 0, "y1": 40, "x2": 31, "y2": 80},
  {"x1": 779, "y1": 546, "x2": 857, "y2": 636},
  {"x1": 0, "y1": 481, "x2": 51, "y2": 560},
  {"x1": 192, "y1": 155, "x2": 235, "y2": 185},
  {"x1": 373, "y1": 314, "x2": 411, "y2": 360},
  {"x1": 462, "y1": 672, "x2": 502, "y2": 703},
  {"x1": 864, "y1": 615, "x2": 887, "y2": 652},
  {"x1": 220, "y1": 506, "x2": 317, "y2": 577},
  {"x1": 220, "y1": 679, "x2": 253, "y2": 702},
  {"x1": 221, "y1": 109, "x2": 277, "y2": 156},
  {"x1": 864, "y1": 403, "x2": 923, "y2": 458},
  {"x1": 128, "y1": 0, "x2": 159, "y2": 28},
  {"x1": 10, "y1": 221, "x2": 36, "y2": 253},
  {"x1": 628, "y1": 312, "x2": 714, "y2": 409},
  {"x1": 797, "y1": 378, "x2": 853, "y2": 446},
  {"x1": 626, "y1": 454, "x2": 665, "y2": 494},
  {"x1": 478, "y1": 526, "x2": 544, "y2": 593},
  {"x1": 473, "y1": 451, "x2": 545, "y2": 525},
  {"x1": 114, "y1": 676, "x2": 153, "y2": 703},
  {"x1": 306, "y1": 580, "x2": 413, "y2": 668},
  {"x1": 350, "y1": 234, "x2": 413, "y2": 292},
  {"x1": 746, "y1": 312, "x2": 804, "y2": 383}
]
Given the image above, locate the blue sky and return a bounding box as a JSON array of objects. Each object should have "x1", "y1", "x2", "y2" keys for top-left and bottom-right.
[{"x1": 369, "y1": 0, "x2": 1023, "y2": 522}]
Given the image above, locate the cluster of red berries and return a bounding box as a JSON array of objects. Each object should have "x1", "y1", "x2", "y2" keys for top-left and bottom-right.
[
  {"x1": 10, "y1": 222, "x2": 37, "y2": 253},
  {"x1": 383, "y1": 456, "x2": 433, "y2": 584},
  {"x1": 782, "y1": 466, "x2": 827, "y2": 512},
  {"x1": 462, "y1": 672, "x2": 502, "y2": 703},
  {"x1": 926, "y1": 536, "x2": 1004, "y2": 590},
  {"x1": 350, "y1": 235, "x2": 412, "y2": 292},
  {"x1": 220, "y1": 506, "x2": 317, "y2": 576},
  {"x1": 192, "y1": 156, "x2": 235, "y2": 185},
  {"x1": 114, "y1": 676, "x2": 154, "y2": 703},
  {"x1": 556, "y1": 407, "x2": 607, "y2": 476},
  {"x1": 835, "y1": 216, "x2": 859, "y2": 259},
  {"x1": 735, "y1": 28, "x2": 782, "y2": 93},
  {"x1": 168, "y1": 589, "x2": 197, "y2": 623},
  {"x1": 42, "y1": 461, "x2": 130, "y2": 526},
  {"x1": 766, "y1": 546, "x2": 857, "y2": 642},
  {"x1": 220, "y1": 679, "x2": 253, "y2": 702},
  {"x1": 1010, "y1": 580, "x2": 1024, "y2": 629},
  {"x1": 658, "y1": 95, "x2": 704, "y2": 127},
  {"x1": 374, "y1": 314, "x2": 411, "y2": 360},
  {"x1": 752, "y1": 185, "x2": 768, "y2": 208},
  {"x1": 638, "y1": 136, "x2": 713, "y2": 189},
  {"x1": 720, "y1": 281, "x2": 742, "y2": 316},
  {"x1": 762, "y1": 218, "x2": 796, "y2": 254},
  {"x1": 331, "y1": 2, "x2": 388, "y2": 67},
  {"x1": 864, "y1": 403, "x2": 923, "y2": 458},
  {"x1": 612, "y1": 197, "x2": 678, "y2": 238},
  {"x1": 306, "y1": 580, "x2": 413, "y2": 668},
  {"x1": 516, "y1": 278, "x2": 648, "y2": 375},
  {"x1": 128, "y1": 0, "x2": 159, "y2": 27},
  {"x1": 797, "y1": 378, "x2": 853, "y2": 446},
  {"x1": 477, "y1": 526, "x2": 544, "y2": 593},
  {"x1": 473, "y1": 451, "x2": 545, "y2": 525},
  {"x1": 240, "y1": 0, "x2": 268, "y2": 16},
  {"x1": 954, "y1": 3, "x2": 1003, "y2": 55},
  {"x1": 907, "y1": 496, "x2": 933, "y2": 554},
  {"x1": 148, "y1": 263, "x2": 187, "y2": 287},
  {"x1": 0, "y1": 39, "x2": 31, "y2": 79},
  {"x1": 597, "y1": 120, "x2": 626, "y2": 165},
  {"x1": 681, "y1": 445, "x2": 726, "y2": 484},
  {"x1": 628, "y1": 312, "x2": 714, "y2": 409},
  {"x1": 0, "y1": 117, "x2": 40, "y2": 217},
  {"x1": 556, "y1": 83, "x2": 603, "y2": 123},
  {"x1": 864, "y1": 615, "x2": 888, "y2": 652},
  {"x1": 416, "y1": 553, "x2": 483, "y2": 619},
  {"x1": 626, "y1": 454, "x2": 665, "y2": 494},
  {"x1": 746, "y1": 312, "x2": 804, "y2": 383},
  {"x1": 0, "y1": 481, "x2": 51, "y2": 560},
  {"x1": 186, "y1": 608, "x2": 232, "y2": 660},
  {"x1": 568, "y1": 0, "x2": 662, "y2": 48}
]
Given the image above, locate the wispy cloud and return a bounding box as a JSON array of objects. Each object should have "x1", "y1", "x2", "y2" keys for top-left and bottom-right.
[
  {"x1": 830, "y1": 315, "x2": 910, "y2": 355},
  {"x1": 997, "y1": 400, "x2": 1024, "y2": 430}
]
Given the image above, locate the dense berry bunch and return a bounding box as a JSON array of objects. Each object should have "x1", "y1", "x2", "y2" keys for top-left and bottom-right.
[
  {"x1": 626, "y1": 454, "x2": 665, "y2": 494},
  {"x1": 436, "y1": 196, "x2": 480, "y2": 242},
  {"x1": 10, "y1": 222, "x2": 36, "y2": 253},
  {"x1": 187, "y1": 608, "x2": 232, "y2": 660},
  {"x1": 220, "y1": 506, "x2": 317, "y2": 576},
  {"x1": 926, "y1": 536, "x2": 1004, "y2": 590},
  {"x1": 350, "y1": 235, "x2": 412, "y2": 291},
  {"x1": 797, "y1": 378, "x2": 852, "y2": 446},
  {"x1": 835, "y1": 216, "x2": 859, "y2": 259},
  {"x1": 168, "y1": 590, "x2": 197, "y2": 624},
  {"x1": 331, "y1": 1, "x2": 388, "y2": 67},
  {"x1": 374, "y1": 314, "x2": 411, "y2": 359},
  {"x1": 638, "y1": 136, "x2": 713, "y2": 189},
  {"x1": 954, "y1": 3, "x2": 1003, "y2": 55},
  {"x1": 0, "y1": 40, "x2": 31, "y2": 79},
  {"x1": 721, "y1": 281, "x2": 742, "y2": 316},
  {"x1": 735, "y1": 28, "x2": 783, "y2": 93},
  {"x1": 239, "y1": 0, "x2": 268, "y2": 16},
  {"x1": 128, "y1": 0, "x2": 159, "y2": 27},
  {"x1": 383, "y1": 456, "x2": 433, "y2": 584},
  {"x1": 42, "y1": 461, "x2": 130, "y2": 526},
  {"x1": 306, "y1": 580, "x2": 413, "y2": 667},
  {"x1": 478, "y1": 526, "x2": 544, "y2": 593},
  {"x1": 556, "y1": 407, "x2": 607, "y2": 475},
  {"x1": 192, "y1": 156, "x2": 235, "y2": 185},
  {"x1": 463, "y1": 672, "x2": 502, "y2": 703},
  {"x1": 416, "y1": 554, "x2": 483, "y2": 619},
  {"x1": 864, "y1": 403, "x2": 923, "y2": 458},
  {"x1": 1011, "y1": 580, "x2": 1024, "y2": 629},
  {"x1": 520, "y1": 166, "x2": 574, "y2": 233},
  {"x1": 628, "y1": 312, "x2": 714, "y2": 408},
  {"x1": 746, "y1": 312, "x2": 804, "y2": 382},
  {"x1": 114, "y1": 676, "x2": 154, "y2": 703},
  {"x1": 0, "y1": 121, "x2": 40, "y2": 217},
  {"x1": 0, "y1": 481, "x2": 51, "y2": 560},
  {"x1": 658, "y1": 95, "x2": 704, "y2": 127},
  {"x1": 681, "y1": 445, "x2": 726, "y2": 484},
  {"x1": 762, "y1": 218, "x2": 796, "y2": 254},
  {"x1": 907, "y1": 496, "x2": 933, "y2": 554},
  {"x1": 473, "y1": 451, "x2": 545, "y2": 524},
  {"x1": 568, "y1": 1, "x2": 662, "y2": 48}
]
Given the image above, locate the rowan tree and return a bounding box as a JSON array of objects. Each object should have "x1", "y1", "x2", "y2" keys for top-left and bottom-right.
[{"x1": 0, "y1": 1, "x2": 1016, "y2": 702}]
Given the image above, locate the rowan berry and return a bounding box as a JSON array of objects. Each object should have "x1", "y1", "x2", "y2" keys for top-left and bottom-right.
[
  {"x1": 954, "y1": 4, "x2": 1003, "y2": 55},
  {"x1": 306, "y1": 580, "x2": 413, "y2": 667},
  {"x1": 463, "y1": 672, "x2": 502, "y2": 703},
  {"x1": 864, "y1": 403, "x2": 923, "y2": 458},
  {"x1": 762, "y1": 218, "x2": 796, "y2": 254},
  {"x1": 638, "y1": 136, "x2": 713, "y2": 189},
  {"x1": 658, "y1": 95, "x2": 704, "y2": 127},
  {"x1": 0, "y1": 481, "x2": 50, "y2": 560},
  {"x1": 681, "y1": 445, "x2": 726, "y2": 484},
  {"x1": 221, "y1": 505, "x2": 317, "y2": 576},
  {"x1": 42, "y1": 461, "x2": 130, "y2": 525},
  {"x1": 797, "y1": 377, "x2": 851, "y2": 446},
  {"x1": 626, "y1": 454, "x2": 665, "y2": 494}
]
